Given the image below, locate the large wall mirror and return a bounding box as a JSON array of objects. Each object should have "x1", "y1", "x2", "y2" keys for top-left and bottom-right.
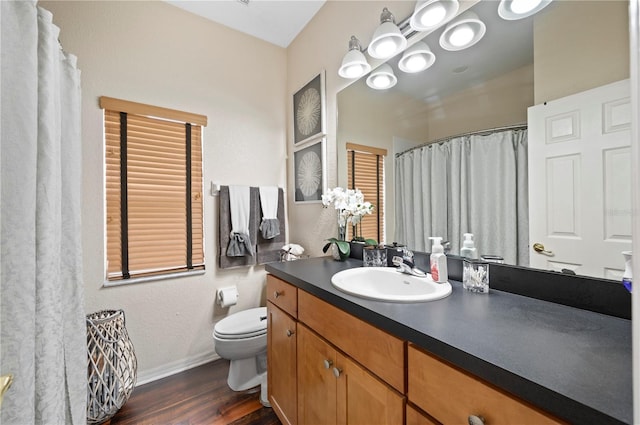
[{"x1": 337, "y1": 0, "x2": 631, "y2": 279}]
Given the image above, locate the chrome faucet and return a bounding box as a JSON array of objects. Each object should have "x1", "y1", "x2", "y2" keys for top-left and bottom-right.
[{"x1": 392, "y1": 248, "x2": 427, "y2": 277}]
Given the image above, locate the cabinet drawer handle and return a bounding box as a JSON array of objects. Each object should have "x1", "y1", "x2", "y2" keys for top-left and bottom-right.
[
  {"x1": 323, "y1": 359, "x2": 333, "y2": 369},
  {"x1": 333, "y1": 367, "x2": 342, "y2": 378},
  {"x1": 273, "y1": 290, "x2": 283, "y2": 299},
  {"x1": 286, "y1": 329, "x2": 294, "y2": 337},
  {"x1": 468, "y1": 415, "x2": 485, "y2": 425}
]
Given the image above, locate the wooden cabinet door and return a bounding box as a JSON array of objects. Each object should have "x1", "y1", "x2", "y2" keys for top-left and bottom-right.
[
  {"x1": 406, "y1": 403, "x2": 440, "y2": 425},
  {"x1": 298, "y1": 325, "x2": 337, "y2": 425},
  {"x1": 336, "y1": 352, "x2": 405, "y2": 425},
  {"x1": 267, "y1": 301, "x2": 297, "y2": 425}
]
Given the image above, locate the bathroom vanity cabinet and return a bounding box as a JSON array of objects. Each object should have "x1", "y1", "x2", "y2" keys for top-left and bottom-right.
[
  {"x1": 267, "y1": 275, "x2": 404, "y2": 425},
  {"x1": 266, "y1": 273, "x2": 566, "y2": 425},
  {"x1": 267, "y1": 276, "x2": 298, "y2": 425}
]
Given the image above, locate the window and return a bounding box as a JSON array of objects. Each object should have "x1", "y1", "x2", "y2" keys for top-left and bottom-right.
[
  {"x1": 346, "y1": 143, "x2": 386, "y2": 243},
  {"x1": 100, "y1": 97, "x2": 207, "y2": 282}
]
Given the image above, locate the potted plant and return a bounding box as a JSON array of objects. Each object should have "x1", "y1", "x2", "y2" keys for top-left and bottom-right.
[
  {"x1": 321, "y1": 187, "x2": 376, "y2": 261},
  {"x1": 349, "y1": 211, "x2": 379, "y2": 259}
]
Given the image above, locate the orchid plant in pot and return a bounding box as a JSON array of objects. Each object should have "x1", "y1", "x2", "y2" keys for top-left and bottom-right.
[{"x1": 321, "y1": 187, "x2": 376, "y2": 260}]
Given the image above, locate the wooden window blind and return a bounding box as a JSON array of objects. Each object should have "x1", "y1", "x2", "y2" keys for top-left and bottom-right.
[
  {"x1": 347, "y1": 143, "x2": 386, "y2": 243},
  {"x1": 101, "y1": 97, "x2": 207, "y2": 281}
]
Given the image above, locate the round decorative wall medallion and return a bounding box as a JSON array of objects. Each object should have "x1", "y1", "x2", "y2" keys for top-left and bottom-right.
[
  {"x1": 297, "y1": 151, "x2": 322, "y2": 197},
  {"x1": 296, "y1": 87, "x2": 321, "y2": 136}
]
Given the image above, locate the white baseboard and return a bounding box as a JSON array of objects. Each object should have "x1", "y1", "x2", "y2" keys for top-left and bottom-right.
[{"x1": 135, "y1": 351, "x2": 221, "y2": 386}]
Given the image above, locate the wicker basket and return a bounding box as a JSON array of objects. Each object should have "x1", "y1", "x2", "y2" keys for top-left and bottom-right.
[{"x1": 86, "y1": 309, "x2": 137, "y2": 424}]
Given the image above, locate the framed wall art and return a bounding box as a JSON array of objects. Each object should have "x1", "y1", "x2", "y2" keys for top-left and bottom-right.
[
  {"x1": 293, "y1": 71, "x2": 325, "y2": 145},
  {"x1": 293, "y1": 138, "x2": 325, "y2": 203}
]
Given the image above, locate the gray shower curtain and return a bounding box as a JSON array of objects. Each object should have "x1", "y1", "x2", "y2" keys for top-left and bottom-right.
[
  {"x1": 395, "y1": 129, "x2": 529, "y2": 266},
  {"x1": 1, "y1": 2, "x2": 86, "y2": 424}
]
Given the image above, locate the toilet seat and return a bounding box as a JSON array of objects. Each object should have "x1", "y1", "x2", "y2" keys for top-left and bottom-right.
[{"x1": 213, "y1": 307, "x2": 267, "y2": 340}]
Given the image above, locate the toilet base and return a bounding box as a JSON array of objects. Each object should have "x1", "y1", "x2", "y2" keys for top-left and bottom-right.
[{"x1": 227, "y1": 353, "x2": 267, "y2": 391}]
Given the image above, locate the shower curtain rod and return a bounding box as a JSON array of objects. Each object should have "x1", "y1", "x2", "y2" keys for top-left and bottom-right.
[{"x1": 395, "y1": 123, "x2": 528, "y2": 157}]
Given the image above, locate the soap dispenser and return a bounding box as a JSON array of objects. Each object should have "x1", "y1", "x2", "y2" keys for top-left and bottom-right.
[
  {"x1": 429, "y1": 237, "x2": 448, "y2": 283},
  {"x1": 460, "y1": 233, "x2": 478, "y2": 259}
]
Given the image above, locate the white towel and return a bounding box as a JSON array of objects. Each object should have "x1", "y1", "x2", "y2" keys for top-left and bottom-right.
[
  {"x1": 227, "y1": 185, "x2": 254, "y2": 257},
  {"x1": 259, "y1": 186, "x2": 280, "y2": 239}
]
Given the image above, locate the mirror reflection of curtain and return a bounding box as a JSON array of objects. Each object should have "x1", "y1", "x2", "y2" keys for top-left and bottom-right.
[
  {"x1": 395, "y1": 129, "x2": 529, "y2": 265},
  {"x1": 1, "y1": 1, "x2": 86, "y2": 423}
]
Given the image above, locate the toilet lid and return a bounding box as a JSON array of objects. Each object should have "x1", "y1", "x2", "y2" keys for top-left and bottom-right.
[{"x1": 214, "y1": 307, "x2": 267, "y2": 338}]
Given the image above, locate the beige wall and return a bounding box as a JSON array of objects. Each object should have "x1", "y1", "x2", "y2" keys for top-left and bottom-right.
[
  {"x1": 534, "y1": 0, "x2": 629, "y2": 103},
  {"x1": 425, "y1": 64, "x2": 534, "y2": 140},
  {"x1": 41, "y1": 0, "x2": 287, "y2": 383}
]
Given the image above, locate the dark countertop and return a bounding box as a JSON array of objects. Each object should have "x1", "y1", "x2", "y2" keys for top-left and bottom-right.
[{"x1": 266, "y1": 257, "x2": 632, "y2": 425}]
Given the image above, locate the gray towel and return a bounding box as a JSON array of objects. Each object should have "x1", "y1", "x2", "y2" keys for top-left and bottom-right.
[
  {"x1": 257, "y1": 188, "x2": 286, "y2": 264},
  {"x1": 219, "y1": 186, "x2": 258, "y2": 269}
]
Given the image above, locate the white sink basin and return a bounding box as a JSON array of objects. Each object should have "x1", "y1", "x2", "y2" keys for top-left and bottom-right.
[{"x1": 330, "y1": 267, "x2": 452, "y2": 303}]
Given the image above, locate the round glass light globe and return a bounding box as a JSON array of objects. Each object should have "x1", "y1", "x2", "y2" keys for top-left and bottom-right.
[
  {"x1": 373, "y1": 75, "x2": 391, "y2": 89},
  {"x1": 344, "y1": 64, "x2": 365, "y2": 78},
  {"x1": 449, "y1": 24, "x2": 474, "y2": 47},
  {"x1": 405, "y1": 55, "x2": 428, "y2": 72},
  {"x1": 420, "y1": 3, "x2": 447, "y2": 27},
  {"x1": 374, "y1": 39, "x2": 397, "y2": 59},
  {"x1": 510, "y1": 0, "x2": 542, "y2": 14}
]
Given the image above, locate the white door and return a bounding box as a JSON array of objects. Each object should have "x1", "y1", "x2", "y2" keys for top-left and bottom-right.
[{"x1": 528, "y1": 79, "x2": 632, "y2": 279}]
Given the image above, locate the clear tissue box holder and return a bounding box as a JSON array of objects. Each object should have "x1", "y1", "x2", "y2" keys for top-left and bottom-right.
[{"x1": 463, "y1": 259, "x2": 489, "y2": 294}]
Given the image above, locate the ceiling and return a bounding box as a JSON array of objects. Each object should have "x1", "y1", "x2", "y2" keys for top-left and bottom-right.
[{"x1": 165, "y1": 0, "x2": 326, "y2": 48}]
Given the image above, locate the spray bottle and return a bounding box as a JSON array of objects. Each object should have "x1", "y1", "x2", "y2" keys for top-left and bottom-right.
[
  {"x1": 622, "y1": 251, "x2": 632, "y2": 293},
  {"x1": 460, "y1": 233, "x2": 478, "y2": 259},
  {"x1": 429, "y1": 237, "x2": 448, "y2": 283}
]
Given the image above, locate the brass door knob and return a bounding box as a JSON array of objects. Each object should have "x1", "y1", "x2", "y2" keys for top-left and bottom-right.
[
  {"x1": 533, "y1": 242, "x2": 554, "y2": 256},
  {"x1": 0, "y1": 374, "x2": 13, "y2": 409}
]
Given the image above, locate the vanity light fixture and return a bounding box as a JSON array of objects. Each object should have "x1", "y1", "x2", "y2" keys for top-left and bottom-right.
[
  {"x1": 367, "y1": 7, "x2": 408, "y2": 60},
  {"x1": 409, "y1": 0, "x2": 460, "y2": 32},
  {"x1": 398, "y1": 41, "x2": 436, "y2": 73},
  {"x1": 366, "y1": 64, "x2": 397, "y2": 90},
  {"x1": 338, "y1": 36, "x2": 372, "y2": 79},
  {"x1": 498, "y1": 0, "x2": 552, "y2": 20},
  {"x1": 439, "y1": 10, "x2": 486, "y2": 51}
]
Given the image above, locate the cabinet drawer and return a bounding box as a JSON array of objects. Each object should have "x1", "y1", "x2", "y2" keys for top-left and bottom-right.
[
  {"x1": 408, "y1": 344, "x2": 564, "y2": 425},
  {"x1": 267, "y1": 275, "x2": 297, "y2": 318},
  {"x1": 298, "y1": 290, "x2": 405, "y2": 393}
]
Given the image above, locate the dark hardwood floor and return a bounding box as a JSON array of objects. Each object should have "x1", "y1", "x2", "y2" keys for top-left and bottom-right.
[{"x1": 109, "y1": 359, "x2": 281, "y2": 425}]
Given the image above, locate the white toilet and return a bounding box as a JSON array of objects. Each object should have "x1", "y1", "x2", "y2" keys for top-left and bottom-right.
[{"x1": 213, "y1": 307, "x2": 269, "y2": 405}]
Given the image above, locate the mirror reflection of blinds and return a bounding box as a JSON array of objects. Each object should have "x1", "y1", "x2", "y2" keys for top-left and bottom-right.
[
  {"x1": 101, "y1": 97, "x2": 206, "y2": 281},
  {"x1": 346, "y1": 143, "x2": 386, "y2": 243}
]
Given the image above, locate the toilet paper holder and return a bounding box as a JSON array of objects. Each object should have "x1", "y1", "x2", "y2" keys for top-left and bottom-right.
[{"x1": 217, "y1": 286, "x2": 239, "y2": 307}]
